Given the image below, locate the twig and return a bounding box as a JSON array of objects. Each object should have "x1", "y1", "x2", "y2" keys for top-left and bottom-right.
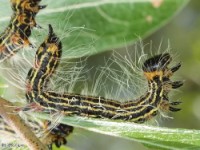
[{"x1": 0, "y1": 97, "x2": 48, "y2": 150}]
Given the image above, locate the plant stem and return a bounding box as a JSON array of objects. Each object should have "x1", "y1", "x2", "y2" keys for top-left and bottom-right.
[{"x1": 0, "y1": 97, "x2": 48, "y2": 150}]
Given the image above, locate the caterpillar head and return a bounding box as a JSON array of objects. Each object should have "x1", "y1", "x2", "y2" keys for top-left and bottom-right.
[
  {"x1": 47, "y1": 24, "x2": 62, "y2": 50},
  {"x1": 37, "y1": 24, "x2": 62, "y2": 58},
  {"x1": 48, "y1": 25, "x2": 59, "y2": 43},
  {"x1": 142, "y1": 53, "x2": 172, "y2": 80},
  {"x1": 142, "y1": 53, "x2": 172, "y2": 72}
]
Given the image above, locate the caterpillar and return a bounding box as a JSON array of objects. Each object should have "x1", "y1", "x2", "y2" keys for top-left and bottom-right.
[
  {"x1": 0, "y1": 116, "x2": 73, "y2": 149},
  {"x1": 25, "y1": 25, "x2": 184, "y2": 124},
  {"x1": 0, "y1": 0, "x2": 46, "y2": 62},
  {"x1": 0, "y1": 24, "x2": 183, "y2": 149}
]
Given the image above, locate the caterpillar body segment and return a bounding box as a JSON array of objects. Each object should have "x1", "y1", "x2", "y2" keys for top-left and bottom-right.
[
  {"x1": 26, "y1": 25, "x2": 62, "y2": 97},
  {"x1": 0, "y1": 0, "x2": 45, "y2": 62},
  {"x1": 10, "y1": 0, "x2": 46, "y2": 15},
  {"x1": 0, "y1": 30, "x2": 26, "y2": 61}
]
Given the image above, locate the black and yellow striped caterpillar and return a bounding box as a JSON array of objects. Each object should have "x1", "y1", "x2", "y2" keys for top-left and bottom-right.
[
  {"x1": 0, "y1": 24, "x2": 183, "y2": 149},
  {"x1": 0, "y1": 24, "x2": 184, "y2": 149},
  {"x1": 0, "y1": 0, "x2": 46, "y2": 62},
  {"x1": 26, "y1": 24, "x2": 183, "y2": 124},
  {"x1": 0, "y1": 1, "x2": 184, "y2": 150}
]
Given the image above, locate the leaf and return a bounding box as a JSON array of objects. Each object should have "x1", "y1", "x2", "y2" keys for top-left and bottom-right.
[
  {"x1": 0, "y1": 0, "x2": 188, "y2": 58},
  {"x1": 53, "y1": 145, "x2": 73, "y2": 150},
  {"x1": 0, "y1": 79, "x2": 8, "y2": 96},
  {"x1": 36, "y1": 114, "x2": 200, "y2": 150}
]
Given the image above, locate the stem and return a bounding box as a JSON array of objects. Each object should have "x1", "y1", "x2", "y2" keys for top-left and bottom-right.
[{"x1": 0, "y1": 97, "x2": 48, "y2": 150}]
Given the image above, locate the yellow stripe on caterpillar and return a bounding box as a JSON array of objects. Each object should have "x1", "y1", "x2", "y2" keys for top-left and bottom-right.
[{"x1": 25, "y1": 25, "x2": 184, "y2": 124}]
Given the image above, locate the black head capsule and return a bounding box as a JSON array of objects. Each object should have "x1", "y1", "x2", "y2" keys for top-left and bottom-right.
[{"x1": 142, "y1": 53, "x2": 172, "y2": 72}]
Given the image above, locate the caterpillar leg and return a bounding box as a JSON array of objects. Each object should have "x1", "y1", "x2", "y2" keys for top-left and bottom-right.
[
  {"x1": 159, "y1": 98, "x2": 182, "y2": 113},
  {"x1": 42, "y1": 121, "x2": 74, "y2": 149},
  {"x1": 171, "y1": 63, "x2": 181, "y2": 73},
  {"x1": 162, "y1": 63, "x2": 181, "y2": 78},
  {"x1": 171, "y1": 81, "x2": 184, "y2": 89},
  {"x1": 162, "y1": 80, "x2": 184, "y2": 92},
  {"x1": 170, "y1": 101, "x2": 182, "y2": 105},
  {"x1": 39, "y1": 5, "x2": 47, "y2": 10}
]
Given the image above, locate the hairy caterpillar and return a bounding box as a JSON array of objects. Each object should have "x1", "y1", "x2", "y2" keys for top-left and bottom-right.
[
  {"x1": 26, "y1": 25, "x2": 183, "y2": 124},
  {"x1": 0, "y1": 25, "x2": 184, "y2": 149},
  {"x1": 0, "y1": 0, "x2": 46, "y2": 62}
]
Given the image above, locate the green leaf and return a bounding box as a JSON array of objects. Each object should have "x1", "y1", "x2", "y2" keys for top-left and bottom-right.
[
  {"x1": 0, "y1": 79, "x2": 8, "y2": 96},
  {"x1": 0, "y1": 0, "x2": 188, "y2": 58},
  {"x1": 37, "y1": 114, "x2": 200, "y2": 150},
  {"x1": 53, "y1": 145, "x2": 73, "y2": 150}
]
